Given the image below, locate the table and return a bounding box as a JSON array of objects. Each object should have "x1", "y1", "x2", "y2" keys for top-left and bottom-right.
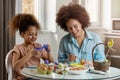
[{"x1": 21, "y1": 66, "x2": 120, "y2": 80}]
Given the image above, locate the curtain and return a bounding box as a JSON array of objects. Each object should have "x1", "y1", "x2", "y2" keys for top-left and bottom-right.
[{"x1": 0, "y1": 0, "x2": 16, "y2": 80}]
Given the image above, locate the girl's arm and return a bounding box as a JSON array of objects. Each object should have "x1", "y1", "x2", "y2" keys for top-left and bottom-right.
[
  {"x1": 12, "y1": 45, "x2": 34, "y2": 76},
  {"x1": 12, "y1": 52, "x2": 33, "y2": 77},
  {"x1": 48, "y1": 53, "x2": 54, "y2": 63},
  {"x1": 47, "y1": 44, "x2": 54, "y2": 62},
  {"x1": 40, "y1": 44, "x2": 54, "y2": 63}
]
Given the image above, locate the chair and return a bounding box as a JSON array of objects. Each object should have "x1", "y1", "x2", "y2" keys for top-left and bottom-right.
[{"x1": 5, "y1": 50, "x2": 13, "y2": 80}]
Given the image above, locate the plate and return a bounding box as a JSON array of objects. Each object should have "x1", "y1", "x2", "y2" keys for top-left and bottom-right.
[
  {"x1": 65, "y1": 67, "x2": 88, "y2": 75},
  {"x1": 21, "y1": 67, "x2": 64, "y2": 79},
  {"x1": 26, "y1": 66, "x2": 36, "y2": 69}
]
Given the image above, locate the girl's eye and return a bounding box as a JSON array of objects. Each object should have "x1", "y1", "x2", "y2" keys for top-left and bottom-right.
[
  {"x1": 29, "y1": 33, "x2": 33, "y2": 36},
  {"x1": 67, "y1": 27, "x2": 72, "y2": 30},
  {"x1": 28, "y1": 33, "x2": 38, "y2": 36}
]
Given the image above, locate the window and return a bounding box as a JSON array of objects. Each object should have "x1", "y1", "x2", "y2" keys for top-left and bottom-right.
[
  {"x1": 22, "y1": 0, "x2": 35, "y2": 14},
  {"x1": 112, "y1": 19, "x2": 120, "y2": 30},
  {"x1": 79, "y1": 0, "x2": 100, "y2": 27},
  {"x1": 73, "y1": 0, "x2": 113, "y2": 30},
  {"x1": 22, "y1": 0, "x2": 46, "y2": 30},
  {"x1": 16, "y1": 0, "x2": 56, "y2": 32}
]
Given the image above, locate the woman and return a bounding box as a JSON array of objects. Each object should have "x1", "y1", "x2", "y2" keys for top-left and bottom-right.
[{"x1": 56, "y1": 4, "x2": 105, "y2": 66}]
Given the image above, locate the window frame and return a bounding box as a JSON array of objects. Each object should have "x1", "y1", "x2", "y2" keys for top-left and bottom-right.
[
  {"x1": 72, "y1": 0, "x2": 102, "y2": 27},
  {"x1": 16, "y1": 0, "x2": 56, "y2": 32}
]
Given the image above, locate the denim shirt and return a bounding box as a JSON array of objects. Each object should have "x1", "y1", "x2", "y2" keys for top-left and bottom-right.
[{"x1": 58, "y1": 30, "x2": 106, "y2": 63}]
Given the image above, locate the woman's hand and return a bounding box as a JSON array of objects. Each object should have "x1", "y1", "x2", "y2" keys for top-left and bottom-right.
[
  {"x1": 84, "y1": 60, "x2": 93, "y2": 67},
  {"x1": 68, "y1": 54, "x2": 76, "y2": 62}
]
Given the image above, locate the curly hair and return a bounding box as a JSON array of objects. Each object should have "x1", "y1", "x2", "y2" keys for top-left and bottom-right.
[
  {"x1": 8, "y1": 13, "x2": 41, "y2": 36},
  {"x1": 56, "y1": 4, "x2": 90, "y2": 32}
]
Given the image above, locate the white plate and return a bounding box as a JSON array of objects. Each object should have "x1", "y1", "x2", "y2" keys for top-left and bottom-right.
[{"x1": 65, "y1": 67, "x2": 88, "y2": 75}]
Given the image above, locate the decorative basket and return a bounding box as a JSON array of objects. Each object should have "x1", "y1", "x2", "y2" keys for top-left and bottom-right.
[{"x1": 92, "y1": 43, "x2": 111, "y2": 72}]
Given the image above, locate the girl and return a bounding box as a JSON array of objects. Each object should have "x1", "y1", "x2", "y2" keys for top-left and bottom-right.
[{"x1": 8, "y1": 13, "x2": 54, "y2": 80}]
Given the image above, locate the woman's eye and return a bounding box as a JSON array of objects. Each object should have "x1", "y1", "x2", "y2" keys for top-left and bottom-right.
[
  {"x1": 35, "y1": 34, "x2": 38, "y2": 36},
  {"x1": 74, "y1": 25, "x2": 78, "y2": 28}
]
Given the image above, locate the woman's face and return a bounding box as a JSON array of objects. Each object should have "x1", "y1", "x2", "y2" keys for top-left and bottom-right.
[
  {"x1": 22, "y1": 26, "x2": 38, "y2": 44},
  {"x1": 66, "y1": 19, "x2": 83, "y2": 38}
]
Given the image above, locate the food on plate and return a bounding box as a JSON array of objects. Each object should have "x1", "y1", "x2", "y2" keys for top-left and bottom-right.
[
  {"x1": 56, "y1": 63, "x2": 68, "y2": 74},
  {"x1": 37, "y1": 63, "x2": 53, "y2": 74},
  {"x1": 65, "y1": 67, "x2": 88, "y2": 75},
  {"x1": 69, "y1": 67, "x2": 85, "y2": 70},
  {"x1": 69, "y1": 63, "x2": 84, "y2": 68},
  {"x1": 47, "y1": 66, "x2": 53, "y2": 74},
  {"x1": 57, "y1": 63, "x2": 64, "y2": 70},
  {"x1": 80, "y1": 59, "x2": 85, "y2": 65},
  {"x1": 56, "y1": 69, "x2": 63, "y2": 74},
  {"x1": 56, "y1": 68, "x2": 67, "y2": 75}
]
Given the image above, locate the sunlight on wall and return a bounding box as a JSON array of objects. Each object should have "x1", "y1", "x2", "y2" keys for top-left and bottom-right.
[{"x1": 101, "y1": 0, "x2": 111, "y2": 30}]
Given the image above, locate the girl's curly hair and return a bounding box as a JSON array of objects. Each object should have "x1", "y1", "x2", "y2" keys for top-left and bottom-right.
[{"x1": 8, "y1": 13, "x2": 41, "y2": 36}]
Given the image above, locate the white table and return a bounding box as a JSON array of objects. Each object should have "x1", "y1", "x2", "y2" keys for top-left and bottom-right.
[{"x1": 21, "y1": 67, "x2": 120, "y2": 80}]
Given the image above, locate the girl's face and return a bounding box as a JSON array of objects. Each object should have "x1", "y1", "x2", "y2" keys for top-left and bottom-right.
[
  {"x1": 66, "y1": 18, "x2": 83, "y2": 38},
  {"x1": 22, "y1": 26, "x2": 38, "y2": 44}
]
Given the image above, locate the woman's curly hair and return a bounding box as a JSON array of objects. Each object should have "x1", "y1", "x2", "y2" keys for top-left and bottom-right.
[
  {"x1": 56, "y1": 4, "x2": 90, "y2": 32},
  {"x1": 8, "y1": 13, "x2": 41, "y2": 36}
]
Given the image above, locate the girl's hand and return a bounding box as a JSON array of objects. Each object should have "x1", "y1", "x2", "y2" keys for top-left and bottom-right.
[
  {"x1": 27, "y1": 45, "x2": 35, "y2": 57},
  {"x1": 47, "y1": 44, "x2": 51, "y2": 52},
  {"x1": 33, "y1": 43, "x2": 42, "y2": 57},
  {"x1": 33, "y1": 43, "x2": 42, "y2": 48},
  {"x1": 40, "y1": 49, "x2": 48, "y2": 59},
  {"x1": 68, "y1": 54, "x2": 76, "y2": 62}
]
